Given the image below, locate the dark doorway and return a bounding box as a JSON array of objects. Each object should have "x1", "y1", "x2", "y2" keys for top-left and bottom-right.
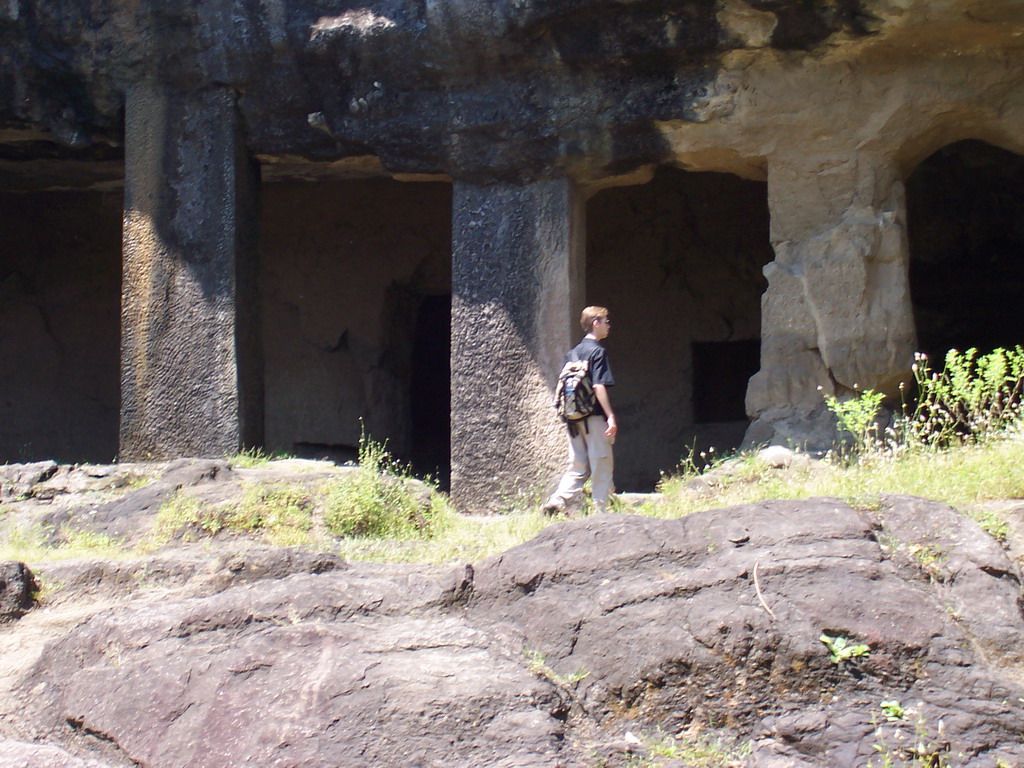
[
  {"x1": 408, "y1": 294, "x2": 451, "y2": 488},
  {"x1": 0, "y1": 189, "x2": 122, "y2": 464},
  {"x1": 587, "y1": 166, "x2": 772, "y2": 490},
  {"x1": 907, "y1": 140, "x2": 1024, "y2": 360},
  {"x1": 692, "y1": 339, "x2": 762, "y2": 423}
]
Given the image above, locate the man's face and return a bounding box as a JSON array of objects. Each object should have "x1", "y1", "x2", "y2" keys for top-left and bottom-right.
[{"x1": 592, "y1": 316, "x2": 611, "y2": 340}]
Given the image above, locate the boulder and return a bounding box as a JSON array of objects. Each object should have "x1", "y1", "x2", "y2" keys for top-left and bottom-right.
[
  {"x1": 0, "y1": 561, "x2": 35, "y2": 621},
  {"x1": 0, "y1": 461, "x2": 58, "y2": 501}
]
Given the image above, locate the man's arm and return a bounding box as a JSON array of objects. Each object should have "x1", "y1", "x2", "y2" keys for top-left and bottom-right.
[{"x1": 593, "y1": 384, "x2": 617, "y2": 440}]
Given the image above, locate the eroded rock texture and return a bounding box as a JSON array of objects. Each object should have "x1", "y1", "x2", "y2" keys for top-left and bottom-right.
[{"x1": 4, "y1": 499, "x2": 1024, "y2": 767}]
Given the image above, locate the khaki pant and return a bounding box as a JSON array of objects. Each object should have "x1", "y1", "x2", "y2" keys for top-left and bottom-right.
[{"x1": 546, "y1": 415, "x2": 615, "y2": 513}]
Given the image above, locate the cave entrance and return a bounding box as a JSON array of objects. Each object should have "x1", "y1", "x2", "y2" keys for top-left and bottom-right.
[
  {"x1": 906, "y1": 140, "x2": 1024, "y2": 362},
  {"x1": 259, "y1": 174, "x2": 452, "y2": 483},
  {"x1": 0, "y1": 155, "x2": 124, "y2": 464},
  {"x1": 586, "y1": 166, "x2": 772, "y2": 491},
  {"x1": 408, "y1": 293, "x2": 451, "y2": 488}
]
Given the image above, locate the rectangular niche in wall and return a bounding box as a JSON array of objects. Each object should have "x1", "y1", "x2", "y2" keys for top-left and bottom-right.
[{"x1": 691, "y1": 339, "x2": 760, "y2": 423}]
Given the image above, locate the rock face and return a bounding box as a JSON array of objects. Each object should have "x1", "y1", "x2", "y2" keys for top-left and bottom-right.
[
  {"x1": 3, "y1": 1, "x2": 1024, "y2": 507},
  {"x1": 0, "y1": 561, "x2": 35, "y2": 621},
  {"x1": 3, "y1": 497, "x2": 1024, "y2": 767}
]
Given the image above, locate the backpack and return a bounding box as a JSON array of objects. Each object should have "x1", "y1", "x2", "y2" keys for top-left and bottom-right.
[{"x1": 554, "y1": 351, "x2": 596, "y2": 423}]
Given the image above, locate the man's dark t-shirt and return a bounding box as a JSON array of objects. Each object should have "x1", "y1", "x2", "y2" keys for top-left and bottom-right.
[{"x1": 568, "y1": 337, "x2": 614, "y2": 418}]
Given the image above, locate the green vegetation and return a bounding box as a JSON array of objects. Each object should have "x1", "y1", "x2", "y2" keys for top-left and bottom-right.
[
  {"x1": 625, "y1": 728, "x2": 751, "y2": 768},
  {"x1": 880, "y1": 700, "x2": 906, "y2": 722},
  {"x1": 650, "y1": 348, "x2": 1024, "y2": 525},
  {"x1": 322, "y1": 433, "x2": 444, "y2": 539},
  {"x1": 524, "y1": 648, "x2": 589, "y2": 689},
  {"x1": 870, "y1": 710, "x2": 957, "y2": 768},
  {"x1": 901, "y1": 347, "x2": 1024, "y2": 448},
  {"x1": 149, "y1": 434, "x2": 451, "y2": 551},
  {"x1": 966, "y1": 505, "x2": 1010, "y2": 543},
  {"x1": 819, "y1": 633, "x2": 871, "y2": 664},
  {"x1": 826, "y1": 347, "x2": 1024, "y2": 455},
  {"x1": 906, "y1": 542, "x2": 947, "y2": 581},
  {"x1": 0, "y1": 517, "x2": 128, "y2": 563},
  {"x1": 228, "y1": 446, "x2": 295, "y2": 469},
  {"x1": 826, "y1": 387, "x2": 885, "y2": 456},
  {"x1": 226, "y1": 484, "x2": 315, "y2": 546},
  {"x1": 656, "y1": 435, "x2": 1024, "y2": 518},
  {"x1": 30, "y1": 574, "x2": 63, "y2": 603}
]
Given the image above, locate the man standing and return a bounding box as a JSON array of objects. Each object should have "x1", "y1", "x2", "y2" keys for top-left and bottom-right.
[{"x1": 543, "y1": 306, "x2": 617, "y2": 515}]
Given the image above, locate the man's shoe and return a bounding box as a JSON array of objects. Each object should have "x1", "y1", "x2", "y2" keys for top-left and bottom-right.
[{"x1": 541, "y1": 501, "x2": 563, "y2": 516}]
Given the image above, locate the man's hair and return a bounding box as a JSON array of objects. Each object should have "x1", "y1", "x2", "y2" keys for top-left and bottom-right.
[{"x1": 580, "y1": 306, "x2": 609, "y2": 333}]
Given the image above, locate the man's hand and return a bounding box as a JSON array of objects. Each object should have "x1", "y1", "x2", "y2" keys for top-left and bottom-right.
[{"x1": 593, "y1": 384, "x2": 617, "y2": 441}]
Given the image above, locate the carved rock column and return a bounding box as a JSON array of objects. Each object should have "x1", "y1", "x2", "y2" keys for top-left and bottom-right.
[
  {"x1": 450, "y1": 178, "x2": 585, "y2": 512},
  {"x1": 746, "y1": 149, "x2": 916, "y2": 449},
  {"x1": 120, "y1": 83, "x2": 262, "y2": 460}
]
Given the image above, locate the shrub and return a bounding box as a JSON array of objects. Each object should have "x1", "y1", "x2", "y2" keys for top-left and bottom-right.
[
  {"x1": 825, "y1": 347, "x2": 1024, "y2": 459},
  {"x1": 323, "y1": 432, "x2": 442, "y2": 539},
  {"x1": 899, "y1": 347, "x2": 1024, "y2": 447},
  {"x1": 825, "y1": 388, "x2": 886, "y2": 455}
]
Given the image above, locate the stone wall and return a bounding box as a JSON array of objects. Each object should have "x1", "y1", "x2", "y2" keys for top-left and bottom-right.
[{"x1": 0, "y1": 189, "x2": 121, "y2": 463}]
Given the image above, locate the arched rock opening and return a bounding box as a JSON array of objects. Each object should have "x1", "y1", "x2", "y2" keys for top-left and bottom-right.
[
  {"x1": 586, "y1": 166, "x2": 772, "y2": 491},
  {"x1": 259, "y1": 175, "x2": 452, "y2": 484},
  {"x1": 907, "y1": 139, "x2": 1024, "y2": 360},
  {"x1": 0, "y1": 158, "x2": 123, "y2": 464}
]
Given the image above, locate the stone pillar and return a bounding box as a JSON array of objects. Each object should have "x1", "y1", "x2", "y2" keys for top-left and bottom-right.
[
  {"x1": 450, "y1": 178, "x2": 585, "y2": 512},
  {"x1": 745, "y1": 149, "x2": 916, "y2": 449},
  {"x1": 120, "y1": 83, "x2": 262, "y2": 460}
]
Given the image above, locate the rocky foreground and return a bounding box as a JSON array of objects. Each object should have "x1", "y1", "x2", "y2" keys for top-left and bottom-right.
[{"x1": 1, "y1": 462, "x2": 1024, "y2": 767}]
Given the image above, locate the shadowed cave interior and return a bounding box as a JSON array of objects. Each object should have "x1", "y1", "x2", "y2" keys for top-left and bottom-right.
[{"x1": 907, "y1": 139, "x2": 1024, "y2": 363}]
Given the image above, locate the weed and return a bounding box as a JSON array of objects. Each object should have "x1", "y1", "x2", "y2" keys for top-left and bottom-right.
[
  {"x1": 120, "y1": 473, "x2": 155, "y2": 492},
  {"x1": 334, "y1": 508, "x2": 550, "y2": 564},
  {"x1": 625, "y1": 727, "x2": 751, "y2": 768},
  {"x1": 59, "y1": 528, "x2": 124, "y2": 555},
  {"x1": 966, "y1": 506, "x2": 1010, "y2": 543},
  {"x1": 653, "y1": 432, "x2": 1024, "y2": 526},
  {"x1": 0, "y1": 519, "x2": 48, "y2": 559},
  {"x1": 869, "y1": 709, "x2": 956, "y2": 768},
  {"x1": 524, "y1": 648, "x2": 589, "y2": 689},
  {"x1": 149, "y1": 484, "x2": 318, "y2": 549},
  {"x1": 900, "y1": 347, "x2": 1024, "y2": 448},
  {"x1": 880, "y1": 700, "x2": 906, "y2": 722},
  {"x1": 0, "y1": 518, "x2": 129, "y2": 563},
  {"x1": 820, "y1": 633, "x2": 870, "y2": 664},
  {"x1": 229, "y1": 447, "x2": 294, "y2": 469},
  {"x1": 826, "y1": 388, "x2": 886, "y2": 456},
  {"x1": 30, "y1": 575, "x2": 63, "y2": 604},
  {"x1": 227, "y1": 484, "x2": 314, "y2": 546},
  {"x1": 148, "y1": 493, "x2": 222, "y2": 548},
  {"x1": 906, "y1": 543, "x2": 946, "y2": 581},
  {"x1": 323, "y1": 431, "x2": 444, "y2": 539}
]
